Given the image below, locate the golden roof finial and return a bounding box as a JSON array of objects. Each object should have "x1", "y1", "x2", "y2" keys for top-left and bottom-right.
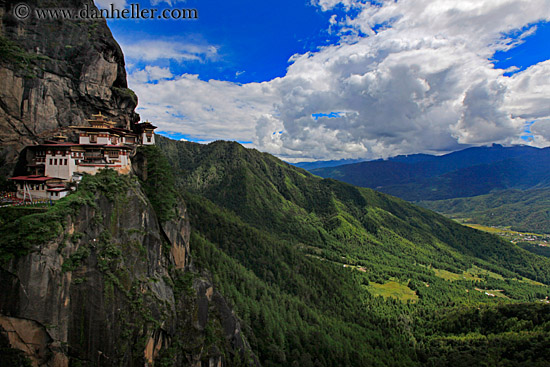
[{"x1": 90, "y1": 112, "x2": 104, "y2": 121}]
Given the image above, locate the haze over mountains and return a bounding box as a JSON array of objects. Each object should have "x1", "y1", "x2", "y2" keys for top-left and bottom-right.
[{"x1": 310, "y1": 144, "x2": 550, "y2": 201}]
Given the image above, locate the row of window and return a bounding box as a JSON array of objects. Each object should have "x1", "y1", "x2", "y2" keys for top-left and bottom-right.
[
  {"x1": 82, "y1": 134, "x2": 136, "y2": 144},
  {"x1": 49, "y1": 158, "x2": 68, "y2": 166}
]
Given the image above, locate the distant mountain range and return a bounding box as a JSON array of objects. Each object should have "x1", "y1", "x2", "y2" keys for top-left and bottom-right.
[
  {"x1": 310, "y1": 145, "x2": 550, "y2": 201},
  {"x1": 291, "y1": 158, "x2": 365, "y2": 170}
]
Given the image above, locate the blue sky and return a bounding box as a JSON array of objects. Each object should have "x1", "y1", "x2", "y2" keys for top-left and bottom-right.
[
  {"x1": 493, "y1": 21, "x2": 550, "y2": 76},
  {"x1": 103, "y1": 0, "x2": 346, "y2": 83},
  {"x1": 97, "y1": 0, "x2": 550, "y2": 161}
]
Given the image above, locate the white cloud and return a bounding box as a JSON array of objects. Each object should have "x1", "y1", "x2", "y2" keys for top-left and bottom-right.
[
  {"x1": 312, "y1": 0, "x2": 360, "y2": 12},
  {"x1": 530, "y1": 119, "x2": 550, "y2": 147},
  {"x1": 122, "y1": 40, "x2": 218, "y2": 63},
  {"x1": 251, "y1": 0, "x2": 550, "y2": 160},
  {"x1": 503, "y1": 60, "x2": 550, "y2": 146},
  {"x1": 126, "y1": 0, "x2": 550, "y2": 160},
  {"x1": 504, "y1": 60, "x2": 550, "y2": 121},
  {"x1": 451, "y1": 80, "x2": 521, "y2": 144},
  {"x1": 128, "y1": 72, "x2": 277, "y2": 142},
  {"x1": 150, "y1": 0, "x2": 187, "y2": 5},
  {"x1": 131, "y1": 66, "x2": 173, "y2": 84}
]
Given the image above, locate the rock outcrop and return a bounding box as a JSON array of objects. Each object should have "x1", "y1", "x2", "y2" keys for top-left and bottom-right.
[
  {"x1": 0, "y1": 0, "x2": 139, "y2": 175},
  {"x1": 0, "y1": 170, "x2": 259, "y2": 366}
]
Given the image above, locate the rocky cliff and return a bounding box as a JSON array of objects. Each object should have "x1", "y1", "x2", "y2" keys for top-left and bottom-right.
[
  {"x1": 0, "y1": 0, "x2": 139, "y2": 175},
  {"x1": 0, "y1": 169, "x2": 259, "y2": 366},
  {"x1": 0, "y1": 4, "x2": 259, "y2": 363}
]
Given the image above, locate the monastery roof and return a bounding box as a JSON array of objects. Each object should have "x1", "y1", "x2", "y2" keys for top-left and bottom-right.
[
  {"x1": 103, "y1": 144, "x2": 132, "y2": 149},
  {"x1": 10, "y1": 175, "x2": 56, "y2": 182},
  {"x1": 70, "y1": 126, "x2": 113, "y2": 131},
  {"x1": 111, "y1": 128, "x2": 138, "y2": 135},
  {"x1": 47, "y1": 183, "x2": 65, "y2": 188},
  {"x1": 38, "y1": 143, "x2": 80, "y2": 147},
  {"x1": 46, "y1": 187, "x2": 69, "y2": 192},
  {"x1": 134, "y1": 121, "x2": 158, "y2": 130},
  {"x1": 77, "y1": 144, "x2": 132, "y2": 149}
]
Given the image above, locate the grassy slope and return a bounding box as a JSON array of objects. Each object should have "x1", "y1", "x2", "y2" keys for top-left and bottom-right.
[
  {"x1": 157, "y1": 137, "x2": 550, "y2": 366},
  {"x1": 418, "y1": 188, "x2": 550, "y2": 234}
]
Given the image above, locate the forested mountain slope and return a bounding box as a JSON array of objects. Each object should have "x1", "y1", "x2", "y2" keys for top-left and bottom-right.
[{"x1": 158, "y1": 137, "x2": 550, "y2": 366}]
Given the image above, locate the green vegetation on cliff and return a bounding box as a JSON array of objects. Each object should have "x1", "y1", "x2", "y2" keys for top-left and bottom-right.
[
  {"x1": 0, "y1": 35, "x2": 50, "y2": 76},
  {"x1": 137, "y1": 145, "x2": 177, "y2": 222}
]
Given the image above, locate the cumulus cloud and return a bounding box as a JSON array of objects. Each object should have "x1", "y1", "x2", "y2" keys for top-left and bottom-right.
[
  {"x1": 131, "y1": 66, "x2": 173, "y2": 84},
  {"x1": 124, "y1": 0, "x2": 550, "y2": 161},
  {"x1": 251, "y1": 0, "x2": 550, "y2": 160},
  {"x1": 128, "y1": 72, "x2": 276, "y2": 142},
  {"x1": 530, "y1": 119, "x2": 550, "y2": 146},
  {"x1": 504, "y1": 60, "x2": 550, "y2": 121}
]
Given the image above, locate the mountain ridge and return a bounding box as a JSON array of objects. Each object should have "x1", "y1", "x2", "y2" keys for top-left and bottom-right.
[{"x1": 310, "y1": 145, "x2": 550, "y2": 200}]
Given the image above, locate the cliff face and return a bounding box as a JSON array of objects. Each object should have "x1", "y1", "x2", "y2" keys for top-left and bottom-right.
[
  {"x1": 0, "y1": 2, "x2": 259, "y2": 365},
  {"x1": 0, "y1": 170, "x2": 258, "y2": 367},
  {"x1": 0, "y1": 0, "x2": 139, "y2": 174}
]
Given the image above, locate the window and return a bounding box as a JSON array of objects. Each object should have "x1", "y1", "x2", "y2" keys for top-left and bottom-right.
[
  {"x1": 49, "y1": 159, "x2": 52, "y2": 165},
  {"x1": 89, "y1": 134, "x2": 97, "y2": 143},
  {"x1": 54, "y1": 159, "x2": 57, "y2": 165}
]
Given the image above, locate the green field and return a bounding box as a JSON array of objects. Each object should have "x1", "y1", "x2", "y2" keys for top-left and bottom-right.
[{"x1": 367, "y1": 280, "x2": 419, "y2": 302}]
